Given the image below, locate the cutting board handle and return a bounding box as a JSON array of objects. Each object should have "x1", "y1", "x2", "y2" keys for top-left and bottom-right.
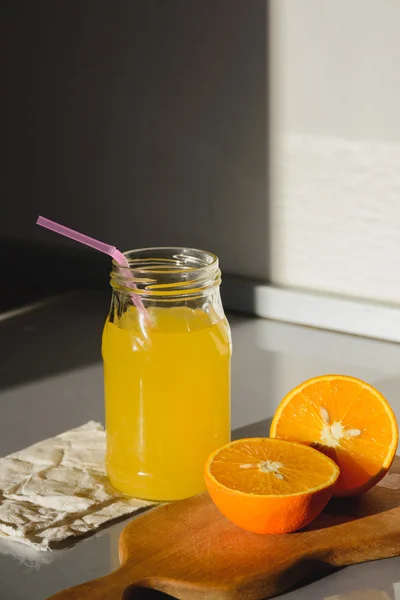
[{"x1": 46, "y1": 565, "x2": 145, "y2": 600}]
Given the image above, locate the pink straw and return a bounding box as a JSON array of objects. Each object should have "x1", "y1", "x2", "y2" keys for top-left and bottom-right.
[{"x1": 36, "y1": 216, "x2": 148, "y2": 318}]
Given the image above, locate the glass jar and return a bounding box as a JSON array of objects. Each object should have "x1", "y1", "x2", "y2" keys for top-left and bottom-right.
[{"x1": 102, "y1": 247, "x2": 231, "y2": 502}]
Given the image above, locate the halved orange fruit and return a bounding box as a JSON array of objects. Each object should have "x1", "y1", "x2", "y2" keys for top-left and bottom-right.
[
  {"x1": 204, "y1": 437, "x2": 339, "y2": 534},
  {"x1": 270, "y1": 375, "x2": 398, "y2": 496}
]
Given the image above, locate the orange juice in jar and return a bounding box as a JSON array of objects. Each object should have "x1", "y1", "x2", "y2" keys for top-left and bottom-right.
[{"x1": 102, "y1": 248, "x2": 231, "y2": 501}]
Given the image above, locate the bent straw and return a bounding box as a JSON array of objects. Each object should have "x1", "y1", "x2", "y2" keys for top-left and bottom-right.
[{"x1": 36, "y1": 216, "x2": 148, "y2": 318}]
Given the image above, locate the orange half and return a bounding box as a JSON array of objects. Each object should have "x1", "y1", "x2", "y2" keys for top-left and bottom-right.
[
  {"x1": 204, "y1": 437, "x2": 339, "y2": 534},
  {"x1": 270, "y1": 374, "x2": 398, "y2": 496}
]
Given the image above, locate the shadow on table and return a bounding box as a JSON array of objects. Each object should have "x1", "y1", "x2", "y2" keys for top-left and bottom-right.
[
  {"x1": 0, "y1": 289, "x2": 109, "y2": 391},
  {"x1": 232, "y1": 418, "x2": 273, "y2": 440}
]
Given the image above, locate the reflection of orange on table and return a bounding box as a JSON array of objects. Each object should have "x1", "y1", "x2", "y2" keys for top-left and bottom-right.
[{"x1": 325, "y1": 589, "x2": 392, "y2": 600}]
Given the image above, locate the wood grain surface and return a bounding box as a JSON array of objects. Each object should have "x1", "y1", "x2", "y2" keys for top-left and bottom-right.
[{"x1": 48, "y1": 456, "x2": 400, "y2": 600}]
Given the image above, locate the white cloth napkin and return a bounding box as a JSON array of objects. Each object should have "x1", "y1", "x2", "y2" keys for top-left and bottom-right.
[{"x1": 0, "y1": 421, "x2": 153, "y2": 551}]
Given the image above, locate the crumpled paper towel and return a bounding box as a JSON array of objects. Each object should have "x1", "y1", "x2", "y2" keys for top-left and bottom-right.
[{"x1": 0, "y1": 421, "x2": 153, "y2": 551}]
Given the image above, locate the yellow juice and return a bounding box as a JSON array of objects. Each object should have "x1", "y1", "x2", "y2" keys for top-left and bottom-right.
[{"x1": 102, "y1": 306, "x2": 231, "y2": 501}]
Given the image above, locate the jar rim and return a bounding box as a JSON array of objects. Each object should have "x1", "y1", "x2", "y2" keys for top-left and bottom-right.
[
  {"x1": 110, "y1": 246, "x2": 221, "y2": 298},
  {"x1": 112, "y1": 246, "x2": 218, "y2": 270}
]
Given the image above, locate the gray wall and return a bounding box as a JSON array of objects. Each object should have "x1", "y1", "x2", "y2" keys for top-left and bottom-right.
[{"x1": 3, "y1": 1, "x2": 268, "y2": 280}]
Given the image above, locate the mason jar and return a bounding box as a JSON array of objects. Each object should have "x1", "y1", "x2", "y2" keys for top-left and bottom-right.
[{"x1": 102, "y1": 247, "x2": 231, "y2": 501}]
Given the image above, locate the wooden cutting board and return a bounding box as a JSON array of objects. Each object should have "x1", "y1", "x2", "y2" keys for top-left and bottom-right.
[{"x1": 48, "y1": 456, "x2": 400, "y2": 600}]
